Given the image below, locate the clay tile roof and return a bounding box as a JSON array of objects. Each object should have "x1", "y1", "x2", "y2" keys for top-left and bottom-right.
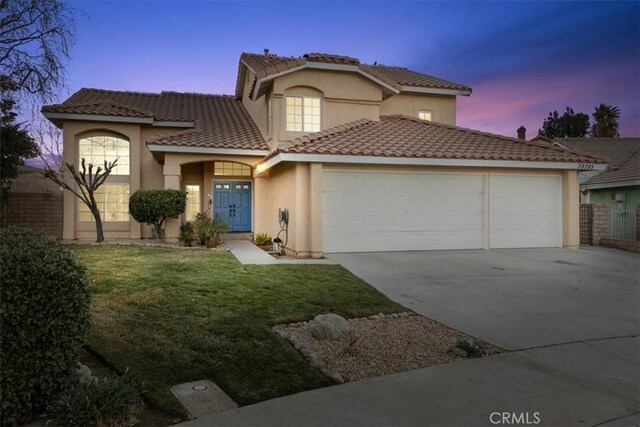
[
  {"x1": 584, "y1": 149, "x2": 640, "y2": 186},
  {"x1": 270, "y1": 115, "x2": 605, "y2": 164},
  {"x1": 239, "y1": 52, "x2": 471, "y2": 98},
  {"x1": 42, "y1": 88, "x2": 269, "y2": 151},
  {"x1": 554, "y1": 138, "x2": 640, "y2": 168},
  {"x1": 303, "y1": 53, "x2": 360, "y2": 65},
  {"x1": 359, "y1": 64, "x2": 472, "y2": 92}
]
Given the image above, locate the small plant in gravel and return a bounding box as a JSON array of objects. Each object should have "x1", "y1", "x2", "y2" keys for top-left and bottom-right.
[
  {"x1": 453, "y1": 338, "x2": 489, "y2": 358},
  {"x1": 254, "y1": 232, "x2": 272, "y2": 246},
  {"x1": 47, "y1": 374, "x2": 142, "y2": 427}
]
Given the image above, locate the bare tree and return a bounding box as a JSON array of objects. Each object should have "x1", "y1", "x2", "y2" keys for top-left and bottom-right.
[
  {"x1": 44, "y1": 159, "x2": 117, "y2": 243},
  {"x1": 0, "y1": 0, "x2": 78, "y2": 105}
]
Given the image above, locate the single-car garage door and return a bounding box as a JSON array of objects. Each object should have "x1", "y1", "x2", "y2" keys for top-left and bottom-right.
[
  {"x1": 323, "y1": 170, "x2": 486, "y2": 253},
  {"x1": 490, "y1": 174, "x2": 562, "y2": 248}
]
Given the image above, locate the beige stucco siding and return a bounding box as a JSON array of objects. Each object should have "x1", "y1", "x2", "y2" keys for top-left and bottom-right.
[
  {"x1": 241, "y1": 69, "x2": 269, "y2": 139},
  {"x1": 269, "y1": 69, "x2": 383, "y2": 146},
  {"x1": 380, "y1": 93, "x2": 457, "y2": 125}
]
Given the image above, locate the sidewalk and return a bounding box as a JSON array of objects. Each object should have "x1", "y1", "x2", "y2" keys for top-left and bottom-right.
[{"x1": 178, "y1": 343, "x2": 639, "y2": 427}]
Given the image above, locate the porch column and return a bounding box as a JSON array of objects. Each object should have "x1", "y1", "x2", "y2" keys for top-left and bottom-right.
[
  {"x1": 253, "y1": 174, "x2": 269, "y2": 235},
  {"x1": 309, "y1": 163, "x2": 323, "y2": 258},
  {"x1": 163, "y1": 165, "x2": 181, "y2": 241},
  {"x1": 562, "y1": 170, "x2": 580, "y2": 248},
  {"x1": 294, "y1": 163, "x2": 311, "y2": 257}
]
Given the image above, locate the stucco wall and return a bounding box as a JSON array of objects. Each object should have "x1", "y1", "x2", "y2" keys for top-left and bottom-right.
[{"x1": 379, "y1": 93, "x2": 457, "y2": 125}]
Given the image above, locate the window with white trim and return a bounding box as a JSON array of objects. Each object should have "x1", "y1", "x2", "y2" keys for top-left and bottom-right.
[
  {"x1": 286, "y1": 96, "x2": 320, "y2": 132},
  {"x1": 78, "y1": 135, "x2": 130, "y2": 175},
  {"x1": 417, "y1": 110, "x2": 432, "y2": 121},
  {"x1": 78, "y1": 184, "x2": 130, "y2": 222},
  {"x1": 185, "y1": 184, "x2": 201, "y2": 220}
]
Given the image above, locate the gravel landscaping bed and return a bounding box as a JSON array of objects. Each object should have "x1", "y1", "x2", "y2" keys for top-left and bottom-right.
[{"x1": 274, "y1": 313, "x2": 502, "y2": 383}]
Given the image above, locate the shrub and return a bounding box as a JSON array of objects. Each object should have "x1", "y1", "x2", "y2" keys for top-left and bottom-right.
[
  {"x1": 47, "y1": 375, "x2": 142, "y2": 427},
  {"x1": 454, "y1": 338, "x2": 489, "y2": 358},
  {"x1": 179, "y1": 221, "x2": 195, "y2": 247},
  {"x1": 129, "y1": 189, "x2": 187, "y2": 241},
  {"x1": 0, "y1": 228, "x2": 91, "y2": 425},
  {"x1": 194, "y1": 213, "x2": 227, "y2": 248},
  {"x1": 254, "y1": 232, "x2": 272, "y2": 246}
]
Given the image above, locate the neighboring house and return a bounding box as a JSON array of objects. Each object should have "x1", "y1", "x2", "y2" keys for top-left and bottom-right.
[
  {"x1": 552, "y1": 138, "x2": 640, "y2": 206},
  {"x1": 42, "y1": 51, "x2": 605, "y2": 256}
]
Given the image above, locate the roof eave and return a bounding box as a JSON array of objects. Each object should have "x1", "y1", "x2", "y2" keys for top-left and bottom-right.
[
  {"x1": 147, "y1": 144, "x2": 269, "y2": 157},
  {"x1": 41, "y1": 111, "x2": 195, "y2": 128},
  {"x1": 255, "y1": 152, "x2": 607, "y2": 176},
  {"x1": 401, "y1": 86, "x2": 472, "y2": 96},
  {"x1": 582, "y1": 179, "x2": 640, "y2": 190}
]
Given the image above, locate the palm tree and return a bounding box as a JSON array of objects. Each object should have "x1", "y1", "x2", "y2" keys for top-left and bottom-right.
[{"x1": 591, "y1": 104, "x2": 621, "y2": 137}]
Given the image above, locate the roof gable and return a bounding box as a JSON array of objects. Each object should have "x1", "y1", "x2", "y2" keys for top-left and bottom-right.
[{"x1": 237, "y1": 52, "x2": 472, "y2": 100}]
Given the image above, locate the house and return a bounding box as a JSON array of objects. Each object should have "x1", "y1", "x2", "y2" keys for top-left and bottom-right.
[
  {"x1": 41, "y1": 51, "x2": 606, "y2": 256},
  {"x1": 552, "y1": 138, "x2": 640, "y2": 207}
]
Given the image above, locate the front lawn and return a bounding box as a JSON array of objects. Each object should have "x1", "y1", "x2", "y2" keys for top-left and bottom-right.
[{"x1": 70, "y1": 245, "x2": 405, "y2": 418}]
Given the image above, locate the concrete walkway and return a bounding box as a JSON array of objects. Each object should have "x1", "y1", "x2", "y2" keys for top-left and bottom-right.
[
  {"x1": 226, "y1": 240, "x2": 277, "y2": 265},
  {"x1": 227, "y1": 240, "x2": 336, "y2": 265},
  {"x1": 179, "y1": 337, "x2": 639, "y2": 426}
]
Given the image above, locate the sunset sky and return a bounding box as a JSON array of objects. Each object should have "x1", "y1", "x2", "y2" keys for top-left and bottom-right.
[{"x1": 62, "y1": 0, "x2": 639, "y2": 138}]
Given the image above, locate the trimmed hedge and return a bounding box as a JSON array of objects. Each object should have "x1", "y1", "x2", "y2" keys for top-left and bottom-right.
[
  {"x1": 129, "y1": 189, "x2": 186, "y2": 239},
  {"x1": 0, "y1": 228, "x2": 91, "y2": 426}
]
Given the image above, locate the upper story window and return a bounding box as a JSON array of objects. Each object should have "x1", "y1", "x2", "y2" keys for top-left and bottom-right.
[
  {"x1": 418, "y1": 110, "x2": 432, "y2": 122},
  {"x1": 214, "y1": 161, "x2": 251, "y2": 176},
  {"x1": 286, "y1": 96, "x2": 320, "y2": 132},
  {"x1": 79, "y1": 135, "x2": 130, "y2": 175}
]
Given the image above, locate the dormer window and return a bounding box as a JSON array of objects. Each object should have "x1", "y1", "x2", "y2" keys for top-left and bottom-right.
[
  {"x1": 286, "y1": 96, "x2": 320, "y2": 132},
  {"x1": 418, "y1": 110, "x2": 432, "y2": 121}
]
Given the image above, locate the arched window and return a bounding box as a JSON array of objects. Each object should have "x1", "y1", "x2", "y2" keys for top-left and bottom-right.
[
  {"x1": 77, "y1": 134, "x2": 130, "y2": 222},
  {"x1": 78, "y1": 135, "x2": 130, "y2": 175}
]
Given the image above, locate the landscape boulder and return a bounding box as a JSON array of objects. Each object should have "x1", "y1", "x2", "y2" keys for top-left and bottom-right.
[{"x1": 309, "y1": 313, "x2": 351, "y2": 340}]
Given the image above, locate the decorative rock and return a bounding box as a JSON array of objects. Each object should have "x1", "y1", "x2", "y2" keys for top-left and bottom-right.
[
  {"x1": 391, "y1": 313, "x2": 399, "y2": 318},
  {"x1": 76, "y1": 362, "x2": 97, "y2": 384},
  {"x1": 309, "y1": 353, "x2": 325, "y2": 368},
  {"x1": 309, "y1": 313, "x2": 351, "y2": 340},
  {"x1": 399, "y1": 312, "x2": 411, "y2": 318},
  {"x1": 331, "y1": 373, "x2": 344, "y2": 384}
]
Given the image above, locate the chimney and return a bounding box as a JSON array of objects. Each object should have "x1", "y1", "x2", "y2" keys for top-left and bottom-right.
[
  {"x1": 263, "y1": 48, "x2": 270, "y2": 58},
  {"x1": 517, "y1": 126, "x2": 526, "y2": 140}
]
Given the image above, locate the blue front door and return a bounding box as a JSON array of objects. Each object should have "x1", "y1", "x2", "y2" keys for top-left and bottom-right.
[{"x1": 213, "y1": 181, "x2": 251, "y2": 232}]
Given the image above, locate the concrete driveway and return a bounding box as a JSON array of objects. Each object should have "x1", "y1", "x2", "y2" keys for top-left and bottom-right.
[
  {"x1": 182, "y1": 247, "x2": 639, "y2": 426},
  {"x1": 329, "y1": 246, "x2": 639, "y2": 350}
]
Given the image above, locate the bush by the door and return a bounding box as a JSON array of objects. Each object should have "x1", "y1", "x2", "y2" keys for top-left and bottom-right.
[
  {"x1": 0, "y1": 228, "x2": 91, "y2": 426},
  {"x1": 129, "y1": 189, "x2": 187, "y2": 241}
]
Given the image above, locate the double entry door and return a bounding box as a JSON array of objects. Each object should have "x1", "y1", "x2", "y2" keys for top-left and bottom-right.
[{"x1": 212, "y1": 181, "x2": 251, "y2": 232}]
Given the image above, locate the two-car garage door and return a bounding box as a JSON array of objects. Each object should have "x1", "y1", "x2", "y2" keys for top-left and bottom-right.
[{"x1": 322, "y1": 170, "x2": 562, "y2": 253}]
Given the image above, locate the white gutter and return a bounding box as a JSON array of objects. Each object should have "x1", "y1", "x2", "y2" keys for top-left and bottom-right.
[
  {"x1": 147, "y1": 145, "x2": 269, "y2": 156},
  {"x1": 43, "y1": 112, "x2": 195, "y2": 128},
  {"x1": 255, "y1": 152, "x2": 608, "y2": 175},
  {"x1": 582, "y1": 179, "x2": 640, "y2": 190},
  {"x1": 251, "y1": 62, "x2": 400, "y2": 101},
  {"x1": 401, "y1": 86, "x2": 472, "y2": 97}
]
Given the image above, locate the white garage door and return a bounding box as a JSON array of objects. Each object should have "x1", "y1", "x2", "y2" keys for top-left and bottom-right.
[
  {"x1": 323, "y1": 170, "x2": 486, "y2": 253},
  {"x1": 490, "y1": 174, "x2": 562, "y2": 248}
]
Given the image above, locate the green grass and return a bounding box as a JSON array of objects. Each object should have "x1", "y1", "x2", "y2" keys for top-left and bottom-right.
[{"x1": 70, "y1": 245, "x2": 405, "y2": 418}]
